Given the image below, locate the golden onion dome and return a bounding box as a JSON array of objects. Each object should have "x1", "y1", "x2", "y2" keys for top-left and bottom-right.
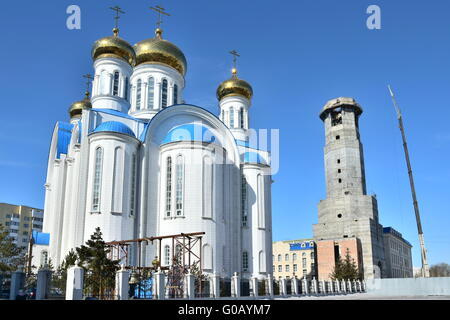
[
  {"x1": 92, "y1": 28, "x2": 136, "y2": 65},
  {"x1": 216, "y1": 68, "x2": 253, "y2": 101},
  {"x1": 134, "y1": 28, "x2": 187, "y2": 76},
  {"x1": 69, "y1": 92, "x2": 92, "y2": 119}
]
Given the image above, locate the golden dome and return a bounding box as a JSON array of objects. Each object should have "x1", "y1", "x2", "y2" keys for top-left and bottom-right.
[
  {"x1": 69, "y1": 92, "x2": 92, "y2": 119},
  {"x1": 216, "y1": 69, "x2": 253, "y2": 101},
  {"x1": 92, "y1": 28, "x2": 136, "y2": 65},
  {"x1": 134, "y1": 29, "x2": 187, "y2": 76}
]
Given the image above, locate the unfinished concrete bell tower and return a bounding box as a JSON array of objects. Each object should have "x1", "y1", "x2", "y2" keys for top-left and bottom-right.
[{"x1": 313, "y1": 97, "x2": 386, "y2": 280}]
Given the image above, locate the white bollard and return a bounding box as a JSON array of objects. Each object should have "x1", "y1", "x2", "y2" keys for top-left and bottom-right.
[
  {"x1": 266, "y1": 274, "x2": 274, "y2": 298},
  {"x1": 320, "y1": 280, "x2": 326, "y2": 295},
  {"x1": 231, "y1": 272, "x2": 240, "y2": 298},
  {"x1": 185, "y1": 272, "x2": 195, "y2": 299},
  {"x1": 292, "y1": 277, "x2": 299, "y2": 295},
  {"x1": 347, "y1": 279, "x2": 353, "y2": 293},
  {"x1": 210, "y1": 273, "x2": 220, "y2": 298},
  {"x1": 115, "y1": 265, "x2": 130, "y2": 300},
  {"x1": 341, "y1": 279, "x2": 347, "y2": 293},
  {"x1": 335, "y1": 280, "x2": 340, "y2": 293},
  {"x1": 280, "y1": 278, "x2": 287, "y2": 296},
  {"x1": 312, "y1": 277, "x2": 318, "y2": 295},
  {"x1": 302, "y1": 278, "x2": 309, "y2": 295},
  {"x1": 66, "y1": 266, "x2": 84, "y2": 300},
  {"x1": 154, "y1": 272, "x2": 165, "y2": 300},
  {"x1": 251, "y1": 277, "x2": 259, "y2": 297}
]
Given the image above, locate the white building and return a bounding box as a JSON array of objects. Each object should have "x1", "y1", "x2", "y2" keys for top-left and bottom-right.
[{"x1": 42, "y1": 24, "x2": 273, "y2": 280}]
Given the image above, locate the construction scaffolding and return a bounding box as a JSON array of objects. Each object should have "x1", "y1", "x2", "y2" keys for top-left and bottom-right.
[{"x1": 105, "y1": 232, "x2": 205, "y2": 298}]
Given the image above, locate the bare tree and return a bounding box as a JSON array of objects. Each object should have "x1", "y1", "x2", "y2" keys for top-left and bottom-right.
[{"x1": 429, "y1": 263, "x2": 450, "y2": 277}]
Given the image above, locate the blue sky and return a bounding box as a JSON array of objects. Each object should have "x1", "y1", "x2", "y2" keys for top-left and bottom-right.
[{"x1": 0, "y1": 0, "x2": 449, "y2": 268}]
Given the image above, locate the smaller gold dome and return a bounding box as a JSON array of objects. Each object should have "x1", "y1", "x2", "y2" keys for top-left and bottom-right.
[
  {"x1": 69, "y1": 93, "x2": 92, "y2": 119},
  {"x1": 216, "y1": 72, "x2": 253, "y2": 101},
  {"x1": 92, "y1": 29, "x2": 136, "y2": 65},
  {"x1": 134, "y1": 29, "x2": 187, "y2": 76}
]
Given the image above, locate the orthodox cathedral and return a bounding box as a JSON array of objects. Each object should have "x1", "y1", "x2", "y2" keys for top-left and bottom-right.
[{"x1": 41, "y1": 19, "x2": 272, "y2": 280}]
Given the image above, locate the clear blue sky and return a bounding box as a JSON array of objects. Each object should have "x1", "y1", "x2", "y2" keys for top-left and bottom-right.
[{"x1": 0, "y1": 0, "x2": 449, "y2": 268}]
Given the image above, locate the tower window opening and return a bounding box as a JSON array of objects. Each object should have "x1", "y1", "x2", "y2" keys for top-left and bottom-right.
[
  {"x1": 336, "y1": 135, "x2": 340, "y2": 140},
  {"x1": 92, "y1": 147, "x2": 103, "y2": 212},
  {"x1": 240, "y1": 108, "x2": 244, "y2": 129},
  {"x1": 338, "y1": 169, "x2": 341, "y2": 173},
  {"x1": 331, "y1": 111, "x2": 342, "y2": 126},
  {"x1": 175, "y1": 155, "x2": 184, "y2": 216},
  {"x1": 337, "y1": 159, "x2": 341, "y2": 164},
  {"x1": 166, "y1": 156, "x2": 172, "y2": 217},
  {"x1": 337, "y1": 214, "x2": 342, "y2": 218},
  {"x1": 124, "y1": 77, "x2": 129, "y2": 101},
  {"x1": 136, "y1": 79, "x2": 142, "y2": 110},
  {"x1": 113, "y1": 71, "x2": 120, "y2": 96},
  {"x1": 230, "y1": 107, "x2": 235, "y2": 128},
  {"x1": 338, "y1": 178, "x2": 342, "y2": 183},
  {"x1": 173, "y1": 84, "x2": 178, "y2": 105},
  {"x1": 147, "y1": 77, "x2": 155, "y2": 109},
  {"x1": 161, "y1": 79, "x2": 168, "y2": 108}
]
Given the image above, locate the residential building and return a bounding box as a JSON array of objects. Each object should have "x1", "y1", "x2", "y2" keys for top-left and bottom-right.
[
  {"x1": 383, "y1": 227, "x2": 413, "y2": 278},
  {"x1": 272, "y1": 239, "x2": 317, "y2": 279}
]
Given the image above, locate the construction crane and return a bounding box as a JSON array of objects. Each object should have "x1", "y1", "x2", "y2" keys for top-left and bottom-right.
[{"x1": 388, "y1": 85, "x2": 430, "y2": 277}]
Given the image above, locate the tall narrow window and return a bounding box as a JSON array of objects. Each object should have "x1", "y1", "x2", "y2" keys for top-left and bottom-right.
[
  {"x1": 147, "y1": 77, "x2": 154, "y2": 109},
  {"x1": 257, "y1": 174, "x2": 265, "y2": 228},
  {"x1": 175, "y1": 155, "x2": 184, "y2": 216},
  {"x1": 112, "y1": 147, "x2": 123, "y2": 213},
  {"x1": 92, "y1": 147, "x2": 103, "y2": 211},
  {"x1": 221, "y1": 110, "x2": 225, "y2": 122},
  {"x1": 113, "y1": 71, "x2": 119, "y2": 96},
  {"x1": 130, "y1": 154, "x2": 137, "y2": 216},
  {"x1": 164, "y1": 245, "x2": 170, "y2": 266},
  {"x1": 242, "y1": 251, "x2": 249, "y2": 271},
  {"x1": 165, "y1": 157, "x2": 172, "y2": 217},
  {"x1": 202, "y1": 156, "x2": 213, "y2": 218},
  {"x1": 136, "y1": 79, "x2": 142, "y2": 110},
  {"x1": 240, "y1": 108, "x2": 244, "y2": 128},
  {"x1": 229, "y1": 107, "x2": 234, "y2": 128},
  {"x1": 173, "y1": 84, "x2": 178, "y2": 105},
  {"x1": 161, "y1": 79, "x2": 168, "y2": 108},
  {"x1": 241, "y1": 170, "x2": 248, "y2": 227},
  {"x1": 124, "y1": 77, "x2": 129, "y2": 101}
]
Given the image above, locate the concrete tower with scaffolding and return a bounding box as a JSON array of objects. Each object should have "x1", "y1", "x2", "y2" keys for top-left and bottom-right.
[{"x1": 313, "y1": 97, "x2": 386, "y2": 280}]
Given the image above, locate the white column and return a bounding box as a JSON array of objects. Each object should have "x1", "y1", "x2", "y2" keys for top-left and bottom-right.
[
  {"x1": 154, "y1": 272, "x2": 165, "y2": 300},
  {"x1": 210, "y1": 273, "x2": 220, "y2": 298},
  {"x1": 312, "y1": 277, "x2": 318, "y2": 295},
  {"x1": 292, "y1": 277, "x2": 299, "y2": 295},
  {"x1": 36, "y1": 269, "x2": 52, "y2": 300},
  {"x1": 320, "y1": 280, "x2": 326, "y2": 295},
  {"x1": 115, "y1": 266, "x2": 130, "y2": 300},
  {"x1": 280, "y1": 278, "x2": 287, "y2": 296},
  {"x1": 9, "y1": 270, "x2": 25, "y2": 300},
  {"x1": 231, "y1": 272, "x2": 240, "y2": 298},
  {"x1": 66, "y1": 266, "x2": 84, "y2": 300},
  {"x1": 302, "y1": 278, "x2": 309, "y2": 295},
  {"x1": 266, "y1": 274, "x2": 274, "y2": 298},
  {"x1": 185, "y1": 272, "x2": 195, "y2": 299},
  {"x1": 341, "y1": 279, "x2": 347, "y2": 293},
  {"x1": 250, "y1": 277, "x2": 259, "y2": 297},
  {"x1": 347, "y1": 279, "x2": 353, "y2": 293},
  {"x1": 168, "y1": 84, "x2": 174, "y2": 106},
  {"x1": 155, "y1": 81, "x2": 162, "y2": 110}
]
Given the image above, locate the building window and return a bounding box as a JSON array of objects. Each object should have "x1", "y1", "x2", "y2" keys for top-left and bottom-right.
[
  {"x1": 293, "y1": 264, "x2": 298, "y2": 272},
  {"x1": 338, "y1": 178, "x2": 342, "y2": 183},
  {"x1": 92, "y1": 147, "x2": 103, "y2": 211},
  {"x1": 124, "y1": 77, "x2": 129, "y2": 101},
  {"x1": 285, "y1": 254, "x2": 289, "y2": 261},
  {"x1": 229, "y1": 107, "x2": 234, "y2": 128},
  {"x1": 337, "y1": 159, "x2": 341, "y2": 164},
  {"x1": 173, "y1": 84, "x2": 178, "y2": 105},
  {"x1": 278, "y1": 265, "x2": 282, "y2": 272},
  {"x1": 240, "y1": 108, "x2": 244, "y2": 128},
  {"x1": 303, "y1": 269, "x2": 307, "y2": 276},
  {"x1": 161, "y1": 79, "x2": 168, "y2": 108},
  {"x1": 175, "y1": 155, "x2": 184, "y2": 216},
  {"x1": 311, "y1": 252, "x2": 314, "y2": 260},
  {"x1": 336, "y1": 135, "x2": 340, "y2": 140},
  {"x1": 166, "y1": 157, "x2": 172, "y2": 217},
  {"x1": 277, "y1": 254, "x2": 281, "y2": 262},
  {"x1": 338, "y1": 169, "x2": 341, "y2": 173},
  {"x1": 130, "y1": 154, "x2": 137, "y2": 216},
  {"x1": 136, "y1": 79, "x2": 142, "y2": 110},
  {"x1": 242, "y1": 251, "x2": 249, "y2": 271},
  {"x1": 292, "y1": 253, "x2": 297, "y2": 261},
  {"x1": 302, "y1": 258, "x2": 307, "y2": 268},
  {"x1": 164, "y1": 245, "x2": 170, "y2": 266},
  {"x1": 113, "y1": 71, "x2": 119, "y2": 96},
  {"x1": 241, "y1": 171, "x2": 248, "y2": 226},
  {"x1": 285, "y1": 265, "x2": 290, "y2": 272},
  {"x1": 147, "y1": 77, "x2": 155, "y2": 109}
]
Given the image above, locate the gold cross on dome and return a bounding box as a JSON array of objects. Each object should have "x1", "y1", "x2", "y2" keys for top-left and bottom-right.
[
  {"x1": 83, "y1": 74, "x2": 93, "y2": 96},
  {"x1": 110, "y1": 6, "x2": 125, "y2": 30},
  {"x1": 229, "y1": 50, "x2": 240, "y2": 75},
  {"x1": 150, "y1": 5, "x2": 170, "y2": 29}
]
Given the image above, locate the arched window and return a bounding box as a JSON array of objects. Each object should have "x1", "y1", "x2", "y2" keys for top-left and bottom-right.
[
  {"x1": 259, "y1": 251, "x2": 266, "y2": 273},
  {"x1": 161, "y1": 79, "x2": 168, "y2": 108},
  {"x1": 202, "y1": 156, "x2": 213, "y2": 218},
  {"x1": 124, "y1": 77, "x2": 129, "y2": 101},
  {"x1": 173, "y1": 84, "x2": 178, "y2": 105},
  {"x1": 147, "y1": 77, "x2": 155, "y2": 109},
  {"x1": 92, "y1": 147, "x2": 103, "y2": 211},
  {"x1": 175, "y1": 155, "x2": 184, "y2": 216},
  {"x1": 136, "y1": 79, "x2": 142, "y2": 110},
  {"x1": 165, "y1": 156, "x2": 172, "y2": 217},
  {"x1": 285, "y1": 254, "x2": 289, "y2": 261},
  {"x1": 130, "y1": 153, "x2": 137, "y2": 216},
  {"x1": 241, "y1": 171, "x2": 248, "y2": 226},
  {"x1": 202, "y1": 244, "x2": 213, "y2": 270},
  {"x1": 240, "y1": 108, "x2": 244, "y2": 128},
  {"x1": 242, "y1": 251, "x2": 249, "y2": 271},
  {"x1": 293, "y1": 253, "x2": 297, "y2": 261},
  {"x1": 257, "y1": 174, "x2": 265, "y2": 228},
  {"x1": 277, "y1": 254, "x2": 281, "y2": 262},
  {"x1": 229, "y1": 107, "x2": 234, "y2": 128},
  {"x1": 113, "y1": 71, "x2": 120, "y2": 96},
  {"x1": 164, "y1": 245, "x2": 170, "y2": 266},
  {"x1": 112, "y1": 147, "x2": 123, "y2": 213}
]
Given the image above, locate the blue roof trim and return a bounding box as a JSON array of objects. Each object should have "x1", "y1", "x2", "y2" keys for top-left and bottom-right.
[
  {"x1": 243, "y1": 151, "x2": 268, "y2": 165},
  {"x1": 236, "y1": 139, "x2": 249, "y2": 147},
  {"x1": 56, "y1": 122, "x2": 73, "y2": 159},
  {"x1": 32, "y1": 231, "x2": 50, "y2": 246},
  {"x1": 383, "y1": 227, "x2": 412, "y2": 247},
  {"x1": 289, "y1": 241, "x2": 315, "y2": 251},
  {"x1": 94, "y1": 121, "x2": 136, "y2": 137},
  {"x1": 162, "y1": 123, "x2": 216, "y2": 145},
  {"x1": 91, "y1": 108, "x2": 146, "y2": 122}
]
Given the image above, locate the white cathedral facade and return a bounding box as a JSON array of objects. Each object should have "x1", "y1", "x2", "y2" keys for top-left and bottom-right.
[{"x1": 41, "y1": 25, "x2": 273, "y2": 280}]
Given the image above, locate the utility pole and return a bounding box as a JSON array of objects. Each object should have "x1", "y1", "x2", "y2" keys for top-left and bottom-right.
[{"x1": 388, "y1": 85, "x2": 430, "y2": 277}]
